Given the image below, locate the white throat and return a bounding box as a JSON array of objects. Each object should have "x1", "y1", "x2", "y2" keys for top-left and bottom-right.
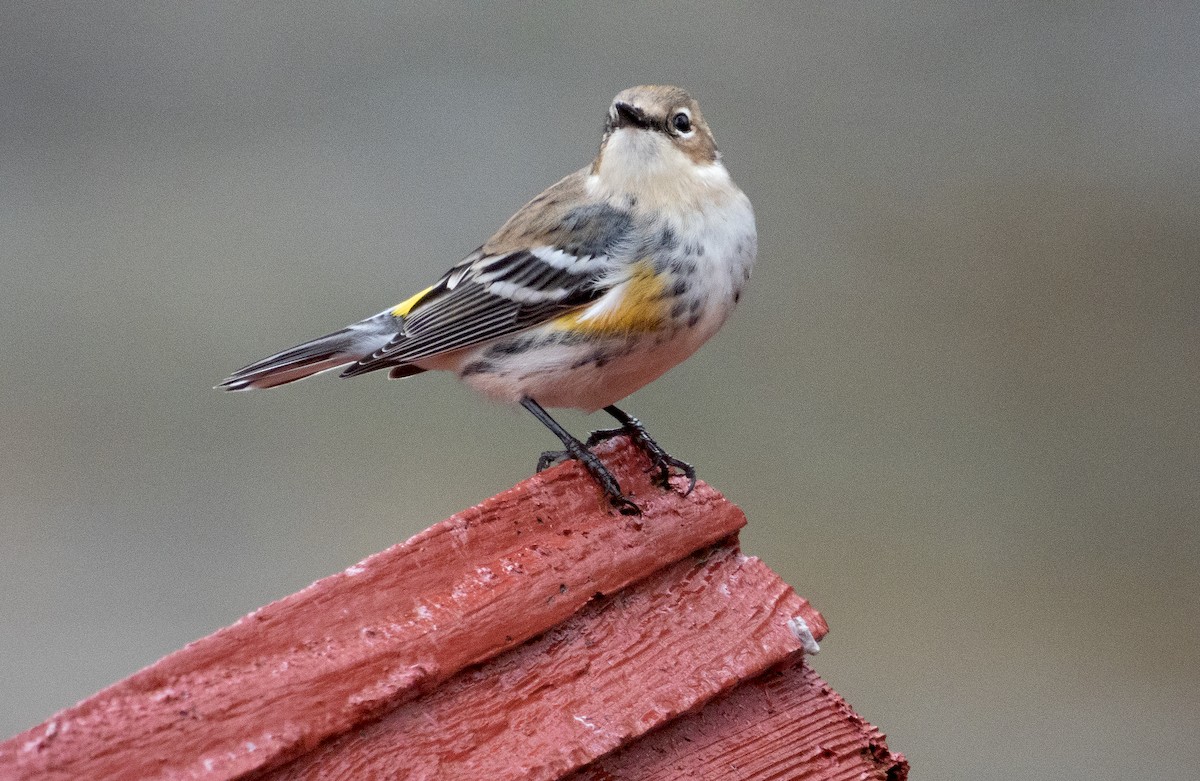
[{"x1": 589, "y1": 129, "x2": 733, "y2": 212}]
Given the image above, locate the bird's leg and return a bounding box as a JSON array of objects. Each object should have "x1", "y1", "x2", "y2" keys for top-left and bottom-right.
[
  {"x1": 587, "y1": 405, "x2": 697, "y2": 494},
  {"x1": 521, "y1": 397, "x2": 641, "y2": 515}
]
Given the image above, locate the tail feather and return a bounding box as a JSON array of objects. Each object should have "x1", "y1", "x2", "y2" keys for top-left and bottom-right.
[{"x1": 218, "y1": 311, "x2": 405, "y2": 391}]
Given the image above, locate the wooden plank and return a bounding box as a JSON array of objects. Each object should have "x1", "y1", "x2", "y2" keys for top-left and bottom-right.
[
  {"x1": 262, "y1": 541, "x2": 825, "y2": 781},
  {"x1": 566, "y1": 660, "x2": 908, "y2": 781},
  {"x1": 0, "y1": 438, "x2": 747, "y2": 781}
]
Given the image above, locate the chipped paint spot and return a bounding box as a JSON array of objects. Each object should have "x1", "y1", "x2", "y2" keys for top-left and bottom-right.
[{"x1": 787, "y1": 616, "x2": 822, "y2": 655}]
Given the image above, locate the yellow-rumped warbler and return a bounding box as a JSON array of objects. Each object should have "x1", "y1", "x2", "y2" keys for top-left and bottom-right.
[{"x1": 220, "y1": 85, "x2": 757, "y2": 513}]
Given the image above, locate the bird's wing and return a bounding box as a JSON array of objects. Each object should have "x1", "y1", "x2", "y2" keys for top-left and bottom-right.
[{"x1": 341, "y1": 170, "x2": 635, "y2": 376}]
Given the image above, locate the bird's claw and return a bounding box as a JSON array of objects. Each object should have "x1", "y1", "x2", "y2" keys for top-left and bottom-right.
[
  {"x1": 655, "y1": 454, "x2": 697, "y2": 494},
  {"x1": 537, "y1": 450, "x2": 568, "y2": 472},
  {"x1": 534, "y1": 446, "x2": 641, "y2": 515},
  {"x1": 587, "y1": 426, "x2": 696, "y2": 494}
]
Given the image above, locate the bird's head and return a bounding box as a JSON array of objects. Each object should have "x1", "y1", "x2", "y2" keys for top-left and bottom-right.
[{"x1": 592, "y1": 86, "x2": 722, "y2": 193}]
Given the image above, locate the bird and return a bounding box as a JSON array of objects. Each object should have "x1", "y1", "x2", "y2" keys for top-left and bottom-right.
[{"x1": 219, "y1": 85, "x2": 757, "y2": 514}]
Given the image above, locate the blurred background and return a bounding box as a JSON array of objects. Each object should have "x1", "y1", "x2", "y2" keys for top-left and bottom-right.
[{"x1": 2, "y1": 2, "x2": 1196, "y2": 777}]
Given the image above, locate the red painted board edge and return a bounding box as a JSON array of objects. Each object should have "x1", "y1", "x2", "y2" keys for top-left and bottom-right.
[
  {"x1": 1, "y1": 437, "x2": 747, "y2": 781},
  {"x1": 567, "y1": 658, "x2": 909, "y2": 781},
  {"x1": 262, "y1": 541, "x2": 825, "y2": 781}
]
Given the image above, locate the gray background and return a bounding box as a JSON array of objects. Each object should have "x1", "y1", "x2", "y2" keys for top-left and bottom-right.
[{"x1": 2, "y1": 2, "x2": 1197, "y2": 778}]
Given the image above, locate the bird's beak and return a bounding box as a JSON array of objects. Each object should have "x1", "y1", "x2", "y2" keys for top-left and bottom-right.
[{"x1": 611, "y1": 101, "x2": 650, "y2": 130}]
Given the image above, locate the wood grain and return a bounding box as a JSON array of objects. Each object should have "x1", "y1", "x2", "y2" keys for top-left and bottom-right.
[
  {"x1": 0, "y1": 438, "x2": 746, "y2": 781},
  {"x1": 566, "y1": 659, "x2": 908, "y2": 781},
  {"x1": 262, "y1": 542, "x2": 824, "y2": 781}
]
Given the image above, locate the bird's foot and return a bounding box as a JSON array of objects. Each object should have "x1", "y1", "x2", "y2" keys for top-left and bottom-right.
[
  {"x1": 536, "y1": 445, "x2": 641, "y2": 516},
  {"x1": 586, "y1": 425, "x2": 696, "y2": 494}
]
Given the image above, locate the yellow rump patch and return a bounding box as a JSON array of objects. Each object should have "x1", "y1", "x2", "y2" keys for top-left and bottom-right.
[
  {"x1": 391, "y1": 286, "x2": 435, "y2": 317},
  {"x1": 554, "y1": 261, "x2": 667, "y2": 335}
]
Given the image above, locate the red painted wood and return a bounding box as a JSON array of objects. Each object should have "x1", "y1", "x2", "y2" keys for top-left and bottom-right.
[
  {"x1": 262, "y1": 541, "x2": 825, "y2": 781},
  {"x1": 0, "y1": 438, "x2": 748, "y2": 781},
  {"x1": 566, "y1": 660, "x2": 908, "y2": 781}
]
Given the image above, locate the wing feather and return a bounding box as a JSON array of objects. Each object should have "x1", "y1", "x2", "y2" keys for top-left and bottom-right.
[
  {"x1": 340, "y1": 169, "x2": 636, "y2": 378},
  {"x1": 340, "y1": 250, "x2": 607, "y2": 376}
]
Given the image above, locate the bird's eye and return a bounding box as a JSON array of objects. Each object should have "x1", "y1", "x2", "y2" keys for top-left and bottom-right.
[{"x1": 671, "y1": 112, "x2": 692, "y2": 134}]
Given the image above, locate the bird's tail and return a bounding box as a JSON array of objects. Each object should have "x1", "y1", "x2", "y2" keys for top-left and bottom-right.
[{"x1": 218, "y1": 311, "x2": 403, "y2": 391}]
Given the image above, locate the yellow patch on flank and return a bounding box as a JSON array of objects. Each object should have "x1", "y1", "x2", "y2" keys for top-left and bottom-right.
[
  {"x1": 391, "y1": 286, "x2": 435, "y2": 317},
  {"x1": 554, "y1": 261, "x2": 667, "y2": 335}
]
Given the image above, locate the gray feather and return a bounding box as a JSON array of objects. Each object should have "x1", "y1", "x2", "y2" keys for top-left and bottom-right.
[{"x1": 218, "y1": 311, "x2": 400, "y2": 390}]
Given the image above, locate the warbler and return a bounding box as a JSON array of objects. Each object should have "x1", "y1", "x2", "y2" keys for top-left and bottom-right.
[{"x1": 220, "y1": 85, "x2": 757, "y2": 514}]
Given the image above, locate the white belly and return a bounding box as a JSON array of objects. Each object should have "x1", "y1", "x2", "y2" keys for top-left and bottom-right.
[{"x1": 449, "y1": 189, "x2": 757, "y2": 411}]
